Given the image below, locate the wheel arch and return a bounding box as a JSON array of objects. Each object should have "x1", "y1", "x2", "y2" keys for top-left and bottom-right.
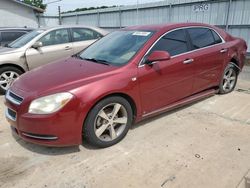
[
  {"x1": 0, "y1": 63, "x2": 26, "y2": 73},
  {"x1": 90, "y1": 92, "x2": 137, "y2": 122},
  {"x1": 230, "y1": 57, "x2": 241, "y2": 74}
]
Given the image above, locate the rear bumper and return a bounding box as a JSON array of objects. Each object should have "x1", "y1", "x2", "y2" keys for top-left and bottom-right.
[{"x1": 5, "y1": 95, "x2": 86, "y2": 147}]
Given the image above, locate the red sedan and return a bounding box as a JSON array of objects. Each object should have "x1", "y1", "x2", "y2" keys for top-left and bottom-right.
[{"x1": 5, "y1": 23, "x2": 247, "y2": 147}]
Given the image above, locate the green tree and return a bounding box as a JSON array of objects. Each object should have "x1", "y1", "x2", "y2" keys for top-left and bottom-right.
[{"x1": 23, "y1": 0, "x2": 46, "y2": 10}]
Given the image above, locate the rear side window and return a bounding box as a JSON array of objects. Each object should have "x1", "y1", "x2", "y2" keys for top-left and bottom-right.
[
  {"x1": 187, "y1": 28, "x2": 220, "y2": 49},
  {"x1": 72, "y1": 28, "x2": 102, "y2": 42},
  {"x1": 151, "y1": 29, "x2": 189, "y2": 56},
  {"x1": 39, "y1": 29, "x2": 70, "y2": 46},
  {"x1": 1, "y1": 31, "x2": 26, "y2": 42}
]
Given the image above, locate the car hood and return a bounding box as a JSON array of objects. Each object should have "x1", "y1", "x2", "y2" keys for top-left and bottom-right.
[
  {"x1": 0, "y1": 47, "x2": 21, "y2": 54},
  {"x1": 11, "y1": 57, "x2": 119, "y2": 96}
]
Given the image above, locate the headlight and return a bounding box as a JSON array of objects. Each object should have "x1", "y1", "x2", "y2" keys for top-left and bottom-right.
[{"x1": 29, "y1": 92, "x2": 73, "y2": 114}]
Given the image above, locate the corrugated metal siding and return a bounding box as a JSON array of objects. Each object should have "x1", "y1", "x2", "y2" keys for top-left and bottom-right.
[
  {"x1": 121, "y1": 10, "x2": 138, "y2": 26},
  {"x1": 171, "y1": 1, "x2": 228, "y2": 24},
  {"x1": 100, "y1": 12, "x2": 120, "y2": 27},
  {"x1": 39, "y1": 17, "x2": 59, "y2": 27},
  {"x1": 77, "y1": 14, "x2": 99, "y2": 26},
  {"x1": 229, "y1": 28, "x2": 250, "y2": 50},
  {"x1": 61, "y1": 0, "x2": 232, "y2": 26},
  {"x1": 229, "y1": 0, "x2": 250, "y2": 25}
]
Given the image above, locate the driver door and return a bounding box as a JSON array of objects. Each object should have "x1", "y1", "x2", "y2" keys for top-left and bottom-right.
[
  {"x1": 25, "y1": 28, "x2": 74, "y2": 70},
  {"x1": 138, "y1": 29, "x2": 195, "y2": 114}
]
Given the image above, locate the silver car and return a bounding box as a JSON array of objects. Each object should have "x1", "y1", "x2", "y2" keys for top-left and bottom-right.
[{"x1": 0, "y1": 26, "x2": 108, "y2": 94}]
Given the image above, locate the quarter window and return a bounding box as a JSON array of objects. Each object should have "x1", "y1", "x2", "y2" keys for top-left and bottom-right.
[
  {"x1": 211, "y1": 30, "x2": 222, "y2": 44},
  {"x1": 72, "y1": 28, "x2": 102, "y2": 42},
  {"x1": 150, "y1": 29, "x2": 189, "y2": 56},
  {"x1": 38, "y1": 29, "x2": 70, "y2": 46},
  {"x1": 187, "y1": 28, "x2": 220, "y2": 49}
]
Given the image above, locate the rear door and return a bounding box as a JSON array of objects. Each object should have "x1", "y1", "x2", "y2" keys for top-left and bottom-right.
[
  {"x1": 186, "y1": 27, "x2": 227, "y2": 93},
  {"x1": 138, "y1": 29, "x2": 195, "y2": 114},
  {"x1": 71, "y1": 28, "x2": 103, "y2": 54},
  {"x1": 25, "y1": 28, "x2": 74, "y2": 70}
]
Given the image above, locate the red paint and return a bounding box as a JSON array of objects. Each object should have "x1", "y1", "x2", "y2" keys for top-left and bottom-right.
[{"x1": 5, "y1": 23, "x2": 247, "y2": 146}]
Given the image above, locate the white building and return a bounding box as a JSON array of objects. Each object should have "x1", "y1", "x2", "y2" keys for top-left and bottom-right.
[{"x1": 0, "y1": 0, "x2": 44, "y2": 28}]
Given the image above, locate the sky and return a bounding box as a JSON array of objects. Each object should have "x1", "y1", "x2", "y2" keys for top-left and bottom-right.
[{"x1": 43, "y1": 0, "x2": 161, "y2": 15}]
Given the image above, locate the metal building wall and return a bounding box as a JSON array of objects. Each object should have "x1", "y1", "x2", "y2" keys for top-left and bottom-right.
[
  {"x1": 0, "y1": 0, "x2": 38, "y2": 27},
  {"x1": 61, "y1": 0, "x2": 250, "y2": 51}
]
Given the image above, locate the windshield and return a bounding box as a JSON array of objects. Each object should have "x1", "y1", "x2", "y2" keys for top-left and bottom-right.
[
  {"x1": 9, "y1": 30, "x2": 45, "y2": 48},
  {"x1": 79, "y1": 30, "x2": 154, "y2": 66}
]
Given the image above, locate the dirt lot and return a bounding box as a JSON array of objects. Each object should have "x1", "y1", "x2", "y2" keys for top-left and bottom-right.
[{"x1": 0, "y1": 67, "x2": 250, "y2": 188}]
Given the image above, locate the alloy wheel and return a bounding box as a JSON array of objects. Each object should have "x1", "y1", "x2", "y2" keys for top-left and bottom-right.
[
  {"x1": 94, "y1": 103, "x2": 128, "y2": 142},
  {"x1": 0, "y1": 71, "x2": 19, "y2": 90},
  {"x1": 222, "y1": 68, "x2": 236, "y2": 93}
]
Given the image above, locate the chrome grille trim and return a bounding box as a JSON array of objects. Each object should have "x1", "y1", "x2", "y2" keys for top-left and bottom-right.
[
  {"x1": 5, "y1": 90, "x2": 24, "y2": 105},
  {"x1": 22, "y1": 133, "x2": 58, "y2": 140}
]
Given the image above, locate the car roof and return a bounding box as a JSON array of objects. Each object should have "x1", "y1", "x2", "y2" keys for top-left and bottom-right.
[
  {"x1": 0, "y1": 27, "x2": 33, "y2": 31},
  {"x1": 39, "y1": 25, "x2": 105, "y2": 31},
  {"x1": 124, "y1": 22, "x2": 218, "y2": 32},
  {"x1": 37, "y1": 25, "x2": 109, "y2": 35}
]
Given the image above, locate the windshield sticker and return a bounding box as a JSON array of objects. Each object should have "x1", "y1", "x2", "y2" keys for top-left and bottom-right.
[{"x1": 132, "y1": 31, "x2": 151, "y2": 36}]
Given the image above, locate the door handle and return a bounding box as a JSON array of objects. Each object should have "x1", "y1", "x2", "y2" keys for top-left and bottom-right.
[
  {"x1": 220, "y1": 48, "x2": 228, "y2": 53},
  {"x1": 65, "y1": 46, "x2": 72, "y2": 50},
  {"x1": 183, "y1": 59, "x2": 194, "y2": 64}
]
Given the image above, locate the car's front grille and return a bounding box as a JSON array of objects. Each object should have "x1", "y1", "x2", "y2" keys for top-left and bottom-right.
[
  {"x1": 5, "y1": 108, "x2": 17, "y2": 121},
  {"x1": 6, "y1": 90, "x2": 24, "y2": 105}
]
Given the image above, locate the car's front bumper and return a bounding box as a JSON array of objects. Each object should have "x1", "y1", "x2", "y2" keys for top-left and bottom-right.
[{"x1": 4, "y1": 91, "x2": 86, "y2": 147}]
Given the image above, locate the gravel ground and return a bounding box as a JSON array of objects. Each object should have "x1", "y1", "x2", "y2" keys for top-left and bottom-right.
[{"x1": 0, "y1": 66, "x2": 250, "y2": 188}]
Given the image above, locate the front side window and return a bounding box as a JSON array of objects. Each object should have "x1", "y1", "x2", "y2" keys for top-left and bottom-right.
[
  {"x1": 39, "y1": 29, "x2": 70, "y2": 46},
  {"x1": 72, "y1": 28, "x2": 102, "y2": 42},
  {"x1": 187, "y1": 28, "x2": 219, "y2": 49},
  {"x1": 150, "y1": 29, "x2": 189, "y2": 56}
]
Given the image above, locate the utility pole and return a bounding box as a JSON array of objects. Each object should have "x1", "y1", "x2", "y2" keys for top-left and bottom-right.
[
  {"x1": 136, "y1": 0, "x2": 139, "y2": 25},
  {"x1": 225, "y1": 0, "x2": 232, "y2": 31},
  {"x1": 58, "y1": 6, "x2": 62, "y2": 25}
]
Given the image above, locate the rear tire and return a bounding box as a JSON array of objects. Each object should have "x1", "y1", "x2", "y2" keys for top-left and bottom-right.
[
  {"x1": 83, "y1": 96, "x2": 133, "y2": 148},
  {"x1": 218, "y1": 63, "x2": 238, "y2": 94},
  {"x1": 0, "y1": 66, "x2": 23, "y2": 95}
]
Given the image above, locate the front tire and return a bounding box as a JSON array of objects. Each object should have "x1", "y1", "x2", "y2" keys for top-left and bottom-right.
[
  {"x1": 0, "y1": 66, "x2": 23, "y2": 95},
  {"x1": 219, "y1": 63, "x2": 238, "y2": 94},
  {"x1": 83, "y1": 96, "x2": 133, "y2": 148}
]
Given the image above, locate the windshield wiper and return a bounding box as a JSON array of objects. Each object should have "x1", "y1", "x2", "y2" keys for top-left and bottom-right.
[
  {"x1": 72, "y1": 53, "x2": 83, "y2": 59},
  {"x1": 83, "y1": 58, "x2": 110, "y2": 66}
]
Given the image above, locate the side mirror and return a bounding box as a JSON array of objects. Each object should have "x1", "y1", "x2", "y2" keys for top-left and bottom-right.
[
  {"x1": 145, "y1": 51, "x2": 171, "y2": 65},
  {"x1": 32, "y1": 41, "x2": 43, "y2": 49}
]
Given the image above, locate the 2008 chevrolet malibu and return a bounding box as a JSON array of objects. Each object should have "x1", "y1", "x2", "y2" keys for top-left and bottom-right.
[{"x1": 4, "y1": 23, "x2": 247, "y2": 148}]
